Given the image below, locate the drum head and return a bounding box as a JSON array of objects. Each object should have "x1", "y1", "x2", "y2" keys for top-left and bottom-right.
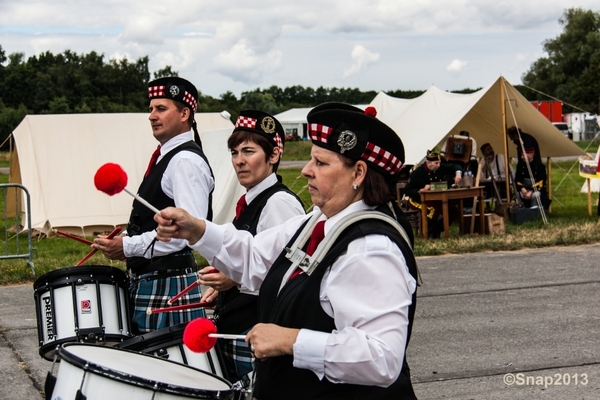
[{"x1": 59, "y1": 343, "x2": 233, "y2": 397}]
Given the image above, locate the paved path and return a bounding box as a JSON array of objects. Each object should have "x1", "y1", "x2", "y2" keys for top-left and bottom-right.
[{"x1": 1, "y1": 245, "x2": 599, "y2": 399}]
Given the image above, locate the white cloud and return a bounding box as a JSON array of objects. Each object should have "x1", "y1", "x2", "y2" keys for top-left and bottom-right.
[
  {"x1": 446, "y1": 59, "x2": 469, "y2": 73},
  {"x1": 213, "y1": 41, "x2": 282, "y2": 84},
  {"x1": 343, "y1": 45, "x2": 380, "y2": 78}
]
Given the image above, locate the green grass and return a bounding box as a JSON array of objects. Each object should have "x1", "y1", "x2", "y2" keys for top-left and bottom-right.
[
  {"x1": 282, "y1": 141, "x2": 312, "y2": 161},
  {"x1": 0, "y1": 152, "x2": 9, "y2": 168},
  {"x1": 575, "y1": 139, "x2": 599, "y2": 154},
  {"x1": 2, "y1": 153, "x2": 600, "y2": 285}
]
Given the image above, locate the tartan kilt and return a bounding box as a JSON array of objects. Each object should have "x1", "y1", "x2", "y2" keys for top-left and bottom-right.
[
  {"x1": 129, "y1": 269, "x2": 205, "y2": 334},
  {"x1": 220, "y1": 327, "x2": 254, "y2": 382}
]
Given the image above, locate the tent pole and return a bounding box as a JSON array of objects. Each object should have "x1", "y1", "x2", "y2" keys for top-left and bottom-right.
[
  {"x1": 500, "y1": 77, "x2": 511, "y2": 203},
  {"x1": 547, "y1": 156, "x2": 552, "y2": 213}
]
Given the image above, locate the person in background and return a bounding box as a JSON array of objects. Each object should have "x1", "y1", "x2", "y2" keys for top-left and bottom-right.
[
  {"x1": 405, "y1": 150, "x2": 462, "y2": 238},
  {"x1": 154, "y1": 102, "x2": 419, "y2": 399},
  {"x1": 199, "y1": 110, "x2": 305, "y2": 385},
  {"x1": 515, "y1": 147, "x2": 550, "y2": 210},
  {"x1": 507, "y1": 126, "x2": 541, "y2": 164},
  {"x1": 93, "y1": 77, "x2": 213, "y2": 334},
  {"x1": 479, "y1": 142, "x2": 511, "y2": 201}
]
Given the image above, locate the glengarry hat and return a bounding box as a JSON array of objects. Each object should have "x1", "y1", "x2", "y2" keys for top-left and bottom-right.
[
  {"x1": 233, "y1": 110, "x2": 285, "y2": 153},
  {"x1": 306, "y1": 102, "x2": 404, "y2": 180},
  {"x1": 148, "y1": 77, "x2": 199, "y2": 113}
]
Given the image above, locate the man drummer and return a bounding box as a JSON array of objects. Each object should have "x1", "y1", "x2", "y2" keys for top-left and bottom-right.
[{"x1": 93, "y1": 76, "x2": 214, "y2": 334}]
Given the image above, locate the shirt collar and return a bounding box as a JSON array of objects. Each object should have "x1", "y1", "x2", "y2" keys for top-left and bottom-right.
[
  {"x1": 157, "y1": 130, "x2": 194, "y2": 161},
  {"x1": 245, "y1": 173, "x2": 278, "y2": 204},
  {"x1": 316, "y1": 200, "x2": 375, "y2": 236}
]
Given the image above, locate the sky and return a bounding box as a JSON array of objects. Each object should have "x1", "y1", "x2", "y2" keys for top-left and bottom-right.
[{"x1": 1, "y1": 0, "x2": 598, "y2": 98}]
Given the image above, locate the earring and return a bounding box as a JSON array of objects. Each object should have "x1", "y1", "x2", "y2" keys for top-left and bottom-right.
[{"x1": 353, "y1": 184, "x2": 358, "y2": 190}]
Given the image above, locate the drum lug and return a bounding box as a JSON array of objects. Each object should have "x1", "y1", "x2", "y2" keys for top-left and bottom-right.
[
  {"x1": 78, "y1": 327, "x2": 106, "y2": 344},
  {"x1": 155, "y1": 347, "x2": 170, "y2": 359}
]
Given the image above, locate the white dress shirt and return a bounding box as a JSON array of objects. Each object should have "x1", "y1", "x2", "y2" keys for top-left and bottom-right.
[
  {"x1": 124, "y1": 130, "x2": 214, "y2": 258},
  {"x1": 191, "y1": 200, "x2": 417, "y2": 387},
  {"x1": 480, "y1": 154, "x2": 509, "y2": 180}
]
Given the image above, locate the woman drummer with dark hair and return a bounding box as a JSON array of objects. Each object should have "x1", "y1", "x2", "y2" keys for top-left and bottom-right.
[
  {"x1": 154, "y1": 103, "x2": 420, "y2": 400},
  {"x1": 198, "y1": 110, "x2": 305, "y2": 385}
]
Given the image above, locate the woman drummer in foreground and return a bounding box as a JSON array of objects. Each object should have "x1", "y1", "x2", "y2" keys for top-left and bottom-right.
[{"x1": 154, "y1": 103, "x2": 419, "y2": 400}]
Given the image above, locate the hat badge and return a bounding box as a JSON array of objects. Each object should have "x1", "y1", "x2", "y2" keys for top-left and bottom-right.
[
  {"x1": 337, "y1": 130, "x2": 357, "y2": 154},
  {"x1": 260, "y1": 116, "x2": 276, "y2": 134},
  {"x1": 169, "y1": 85, "x2": 180, "y2": 97}
]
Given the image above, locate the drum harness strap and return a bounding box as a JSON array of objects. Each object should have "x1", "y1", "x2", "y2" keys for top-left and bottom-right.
[{"x1": 280, "y1": 208, "x2": 422, "y2": 294}]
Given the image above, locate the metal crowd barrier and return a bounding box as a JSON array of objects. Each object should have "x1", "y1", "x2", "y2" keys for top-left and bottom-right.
[{"x1": 0, "y1": 183, "x2": 35, "y2": 275}]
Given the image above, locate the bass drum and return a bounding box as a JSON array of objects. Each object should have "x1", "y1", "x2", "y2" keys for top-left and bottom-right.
[
  {"x1": 33, "y1": 265, "x2": 131, "y2": 361},
  {"x1": 48, "y1": 343, "x2": 234, "y2": 399},
  {"x1": 117, "y1": 322, "x2": 225, "y2": 379}
]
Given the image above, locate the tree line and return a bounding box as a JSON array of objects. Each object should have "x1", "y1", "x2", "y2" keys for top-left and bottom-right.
[
  {"x1": 1, "y1": 7, "x2": 598, "y2": 149},
  {"x1": 0, "y1": 46, "x2": 432, "y2": 150}
]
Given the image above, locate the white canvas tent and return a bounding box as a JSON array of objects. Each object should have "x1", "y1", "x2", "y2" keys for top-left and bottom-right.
[
  {"x1": 8, "y1": 113, "x2": 244, "y2": 235},
  {"x1": 274, "y1": 107, "x2": 312, "y2": 140},
  {"x1": 370, "y1": 76, "x2": 585, "y2": 166},
  {"x1": 275, "y1": 105, "x2": 367, "y2": 140}
]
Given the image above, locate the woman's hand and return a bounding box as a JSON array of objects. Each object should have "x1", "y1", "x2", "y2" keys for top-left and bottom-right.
[
  {"x1": 154, "y1": 207, "x2": 206, "y2": 245},
  {"x1": 246, "y1": 323, "x2": 300, "y2": 360},
  {"x1": 200, "y1": 287, "x2": 218, "y2": 306},
  {"x1": 198, "y1": 267, "x2": 238, "y2": 292}
]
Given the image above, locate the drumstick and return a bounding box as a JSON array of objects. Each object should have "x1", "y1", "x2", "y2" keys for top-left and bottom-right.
[
  {"x1": 146, "y1": 301, "x2": 216, "y2": 315},
  {"x1": 167, "y1": 268, "x2": 219, "y2": 305},
  {"x1": 208, "y1": 333, "x2": 247, "y2": 340},
  {"x1": 55, "y1": 230, "x2": 94, "y2": 246},
  {"x1": 76, "y1": 226, "x2": 123, "y2": 266}
]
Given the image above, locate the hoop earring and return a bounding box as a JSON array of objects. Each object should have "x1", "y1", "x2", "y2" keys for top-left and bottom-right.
[{"x1": 352, "y1": 184, "x2": 358, "y2": 190}]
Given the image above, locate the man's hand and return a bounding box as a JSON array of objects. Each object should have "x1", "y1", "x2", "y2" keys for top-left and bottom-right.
[
  {"x1": 454, "y1": 173, "x2": 462, "y2": 186},
  {"x1": 92, "y1": 233, "x2": 126, "y2": 261}
]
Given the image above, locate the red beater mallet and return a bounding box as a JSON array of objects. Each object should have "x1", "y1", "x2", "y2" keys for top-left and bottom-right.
[
  {"x1": 183, "y1": 318, "x2": 246, "y2": 353},
  {"x1": 94, "y1": 163, "x2": 160, "y2": 214}
]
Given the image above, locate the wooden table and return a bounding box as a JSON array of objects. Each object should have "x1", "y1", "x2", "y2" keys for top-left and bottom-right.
[{"x1": 419, "y1": 186, "x2": 485, "y2": 239}]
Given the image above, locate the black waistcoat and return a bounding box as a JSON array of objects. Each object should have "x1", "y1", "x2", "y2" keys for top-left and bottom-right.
[
  {"x1": 215, "y1": 180, "x2": 301, "y2": 334},
  {"x1": 254, "y1": 205, "x2": 418, "y2": 400},
  {"x1": 126, "y1": 141, "x2": 213, "y2": 270}
]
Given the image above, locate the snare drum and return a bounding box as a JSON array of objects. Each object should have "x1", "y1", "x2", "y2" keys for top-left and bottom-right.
[
  {"x1": 117, "y1": 322, "x2": 225, "y2": 379},
  {"x1": 48, "y1": 343, "x2": 234, "y2": 399},
  {"x1": 33, "y1": 266, "x2": 132, "y2": 361}
]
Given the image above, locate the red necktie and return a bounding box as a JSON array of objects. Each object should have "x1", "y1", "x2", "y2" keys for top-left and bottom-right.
[
  {"x1": 289, "y1": 220, "x2": 326, "y2": 280},
  {"x1": 235, "y1": 194, "x2": 247, "y2": 220},
  {"x1": 144, "y1": 146, "x2": 161, "y2": 177}
]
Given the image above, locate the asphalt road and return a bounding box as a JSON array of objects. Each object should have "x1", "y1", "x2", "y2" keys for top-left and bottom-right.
[{"x1": 1, "y1": 244, "x2": 599, "y2": 399}]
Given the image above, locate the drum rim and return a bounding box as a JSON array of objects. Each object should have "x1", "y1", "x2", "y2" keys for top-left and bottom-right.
[
  {"x1": 40, "y1": 333, "x2": 133, "y2": 361},
  {"x1": 33, "y1": 265, "x2": 127, "y2": 289},
  {"x1": 58, "y1": 343, "x2": 233, "y2": 397}
]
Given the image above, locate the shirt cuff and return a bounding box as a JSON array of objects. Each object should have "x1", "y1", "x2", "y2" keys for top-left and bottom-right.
[
  {"x1": 190, "y1": 221, "x2": 224, "y2": 260},
  {"x1": 292, "y1": 329, "x2": 329, "y2": 380}
]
